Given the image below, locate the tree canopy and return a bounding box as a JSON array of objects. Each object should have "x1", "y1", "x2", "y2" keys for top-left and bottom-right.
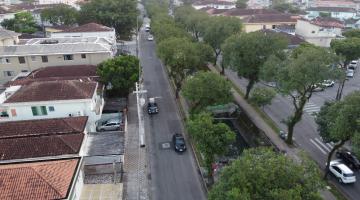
[
  {"x1": 222, "y1": 31, "x2": 288, "y2": 99},
  {"x1": 1, "y1": 12, "x2": 37, "y2": 34},
  {"x1": 97, "y1": 55, "x2": 139, "y2": 97},
  {"x1": 209, "y1": 148, "x2": 324, "y2": 200},
  {"x1": 182, "y1": 71, "x2": 232, "y2": 113},
  {"x1": 343, "y1": 29, "x2": 360, "y2": 38},
  {"x1": 250, "y1": 87, "x2": 276, "y2": 108},
  {"x1": 236, "y1": 0, "x2": 248, "y2": 8},
  {"x1": 187, "y1": 112, "x2": 236, "y2": 178},
  {"x1": 261, "y1": 46, "x2": 340, "y2": 144},
  {"x1": 151, "y1": 14, "x2": 191, "y2": 43},
  {"x1": 40, "y1": 4, "x2": 78, "y2": 26},
  {"x1": 78, "y1": 0, "x2": 138, "y2": 40}
]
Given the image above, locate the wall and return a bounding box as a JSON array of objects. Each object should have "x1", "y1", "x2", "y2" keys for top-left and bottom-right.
[
  {"x1": 307, "y1": 11, "x2": 356, "y2": 20},
  {"x1": 0, "y1": 37, "x2": 18, "y2": 46},
  {"x1": 0, "y1": 52, "x2": 111, "y2": 85},
  {"x1": 244, "y1": 22, "x2": 296, "y2": 33},
  {"x1": 295, "y1": 20, "x2": 338, "y2": 47}
]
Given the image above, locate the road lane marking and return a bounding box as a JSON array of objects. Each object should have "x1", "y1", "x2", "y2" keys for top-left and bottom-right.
[
  {"x1": 326, "y1": 143, "x2": 334, "y2": 149},
  {"x1": 310, "y1": 139, "x2": 327, "y2": 155},
  {"x1": 314, "y1": 138, "x2": 331, "y2": 152}
]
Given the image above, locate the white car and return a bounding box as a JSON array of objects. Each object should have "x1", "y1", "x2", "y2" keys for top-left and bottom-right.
[
  {"x1": 96, "y1": 118, "x2": 122, "y2": 132},
  {"x1": 346, "y1": 69, "x2": 354, "y2": 78},
  {"x1": 321, "y1": 80, "x2": 335, "y2": 87},
  {"x1": 147, "y1": 35, "x2": 154, "y2": 41},
  {"x1": 329, "y1": 160, "x2": 356, "y2": 184}
]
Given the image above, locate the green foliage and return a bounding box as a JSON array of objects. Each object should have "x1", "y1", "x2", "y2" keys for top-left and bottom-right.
[
  {"x1": 203, "y1": 16, "x2": 242, "y2": 65},
  {"x1": 183, "y1": 71, "x2": 232, "y2": 113},
  {"x1": 97, "y1": 55, "x2": 139, "y2": 96},
  {"x1": 250, "y1": 87, "x2": 276, "y2": 108},
  {"x1": 187, "y1": 112, "x2": 236, "y2": 177},
  {"x1": 174, "y1": 6, "x2": 209, "y2": 40},
  {"x1": 144, "y1": 0, "x2": 169, "y2": 18},
  {"x1": 236, "y1": 0, "x2": 248, "y2": 8},
  {"x1": 222, "y1": 31, "x2": 288, "y2": 99},
  {"x1": 151, "y1": 14, "x2": 191, "y2": 43},
  {"x1": 261, "y1": 45, "x2": 340, "y2": 144},
  {"x1": 1, "y1": 12, "x2": 37, "y2": 33},
  {"x1": 343, "y1": 29, "x2": 360, "y2": 38},
  {"x1": 331, "y1": 37, "x2": 360, "y2": 65},
  {"x1": 40, "y1": 4, "x2": 78, "y2": 26},
  {"x1": 78, "y1": 0, "x2": 138, "y2": 40},
  {"x1": 209, "y1": 148, "x2": 324, "y2": 200}
]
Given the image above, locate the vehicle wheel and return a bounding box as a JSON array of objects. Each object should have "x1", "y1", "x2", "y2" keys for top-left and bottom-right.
[{"x1": 100, "y1": 129, "x2": 105, "y2": 132}]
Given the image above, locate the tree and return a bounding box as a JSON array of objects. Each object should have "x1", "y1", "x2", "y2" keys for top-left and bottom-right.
[
  {"x1": 261, "y1": 46, "x2": 340, "y2": 145},
  {"x1": 40, "y1": 4, "x2": 78, "y2": 26},
  {"x1": 1, "y1": 12, "x2": 37, "y2": 34},
  {"x1": 187, "y1": 112, "x2": 236, "y2": 179},
  {"x1": 250, "y1": 87, "x2": 276, "y2": 108},
  {"x1": 174, "y1": 6, "x2": 209, "y2": 41},
  {"x1": 236, "y1": 0, "x2": 248, "y2": 8},
  {"x1": 331, "y1": 38, "x2": 360, "y2": 100},
  {"x1": 97, "y1": 55, "x2": 139, "y2": 96},
  {"x1": 203, "y1": 16, "x2": 242, "y2": 69},
  {"x1": 78, "y1": 0, "x2": 138, "y2": 40},
  {"x1": 183, "y1": 71, "x2": 232, "y2": 113},
  {"x1": 343, "y1": 29, "x2": 360, "y2": 38},
  {"x1": 222, "y1": 31, "x2": 288, "y2": 99},
  {"x1": 315, "y1": 91, "x2": 360, "y2": 178},
  {"x1": 157, "y1": 37, "x2": 211, "y2": 97},
  {"x1": 151, "y1": 14, "x2": 191, "y2": 43},
  {"x1": 209, "y1": 148, "x2": 324, "y2": 200}
]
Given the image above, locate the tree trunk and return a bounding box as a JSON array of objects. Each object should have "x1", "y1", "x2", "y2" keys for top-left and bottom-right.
[
  {"x1": 324, "y1": 140, "x2": 346, "y2": 179},
  {"x1": 205, "y1": 156, "x2": 214, "y2": 185},
  {"x1": 336, "y1": 78, "x2": 346, "y2": 101},
  {"x1": 220, "y1": 62, "x2": 225, "y2": 75},
  {"x1": 286, "y1": 96, "x2": 307, "y2": 145},
  {"x1": 175, "y1": 81, "x2": 182, "y2": 99},
  {"x1": 213, "y1": 50, "x2": 220, "y2": 66},
  {"x1": 245, "y1": 79, "x2": 255, "y2": 99}
]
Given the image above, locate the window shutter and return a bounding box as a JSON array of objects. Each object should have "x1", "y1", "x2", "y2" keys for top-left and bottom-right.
[
  {"x1": 40, "y1": 106, "x2": 47, "y2": 115},
  {"x1": 31, "y1": 107, "x2": 38, "y2": 116}
]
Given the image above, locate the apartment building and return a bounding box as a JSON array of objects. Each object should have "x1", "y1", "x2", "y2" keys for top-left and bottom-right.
[{"x1": 0, "y1": 28, "x2": 19, "y2": 46}]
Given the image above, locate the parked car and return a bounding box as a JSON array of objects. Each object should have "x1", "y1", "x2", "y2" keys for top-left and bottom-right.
[
  {"x1": 346, "y1": 69, "x2": 354, "y2": 78},
  {"x1": 350, "y1": 60, "x2": 358, "y2": 68},
  {"x1": 172, "y1": 133, "x2": 186, "y2": 152},
  {"x1": 147, "y1": 35, "x2": 154, "y2": 41},
  {"x1": 336, "y1": 150, "x2": 360, "y2": 170},
  {"x1": 313, "y1": 84, "x2": 325, "y2": 92},
  {"x1": 147, "y1": 98, "x2": 158, "y2": 114},
  {"x1": 329, "y1": 160, "x2": 356, "y2": 184},
  {"x1": 321, "y1": 80, "x2": 335, "y2": 87},
  {"x1": 97, "y1": 118, "x2": 122, "y2": 131},
  {"x1": 145, "y1": 24, "x2": 150, "y2": 32}
]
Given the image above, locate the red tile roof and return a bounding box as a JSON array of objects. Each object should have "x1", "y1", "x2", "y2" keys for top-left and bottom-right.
[
  {"x1": 310, "y1": 17, "x2": 345, "y2": 28},
  {"x1": 0, "y1": 158, "x2": 80, "y2": 200},
  {"x1": 61, "y1": 22, "x2": 113, "y2": 33},
  {"x1": 243, "y1": 14, "x2": 298, "y2": 23},
  {"x1": 4, "y1": 80, "x2": 97, "y2": 103},
  {"x1": 0, "y1": 117, "x2": 87, "y2": 160},
  {"x1": 222, "y1": 8, "x2": 281, "y2": 16}
]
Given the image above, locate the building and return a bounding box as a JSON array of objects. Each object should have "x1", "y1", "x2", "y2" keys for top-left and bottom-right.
[
  {"x1": 50, "y1": 23, "x2": 117, "y2": 45},
  {"x1": 311, "y1": 0, "x2": 358, "y2": 9},
  {"x1": 0, "y1": 37, "x2": 114, "y2": 85},
  {"x1": 0, "y1": 116, "x2": 88, "y2": 162},
  {"x1": 219, "y1": 8, "x2": 281, "y2": 18},
  {"x1": 0, "y1": 158, "x2": 83, "y2": 200},
  {"x1": 0, "y1": 28, "x2": 19, "y2": 46},
  {"x1": 192, "y1": 0, "x2": 236, "y2": 10},
  {"x1": 0, "y1": 79, "x2": 104, "y2": 131},
  {"x1": 296, "y1": 17, "x2": 344, "y2": 47},
  {"x1": 242, "y1": 14, "x2": 298, "y2": 32},
  {"x1": 306, "y1": 7, "x2": 357, "y2": 20},
  {"x1": 247, "y1": 0, "x2": 271, "y2": 9},
  {"x1": 35, "y1": 0, "x2": 80, "y2": 7}
]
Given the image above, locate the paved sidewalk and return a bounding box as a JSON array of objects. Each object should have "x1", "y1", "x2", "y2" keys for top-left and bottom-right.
[
  {"x1": 208, "y1": 65, "x2": 336, "y2": 200},
  {"x1": 123, "y1": 94, "x2": 149, "y2": 200}
]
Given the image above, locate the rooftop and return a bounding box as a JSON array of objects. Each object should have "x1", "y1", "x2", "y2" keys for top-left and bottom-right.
[
  {"x1": 0, "y1": 28, "x2": 20, "y2": 40},
  {"x1": 243, "y1": 14, "x2": 298, "y2": 23},
  {"x1": 222, "y1": 8, "x2": 280, "y2": 17},
  {"x1": 0, "y1": 158, "x2": 80, "y2": 200},
  {"x1": 61, "y1": 22, "x2": 114, "y2": 33},
  {"x1": 0, "y1": 117, "x2": 87, "y2": 161},
  {"x1": 308, "y1": 7, "x2": 356, "y2": 13},
  {"x1": 4, "y1": 80, "x2": 97, "y2": 103},
  {"x1": 192, "y1": 0, "x2": 235, "y2": 5},
  {"x1": 308, "y1": 17, "x2": 345, "y2": 28}
]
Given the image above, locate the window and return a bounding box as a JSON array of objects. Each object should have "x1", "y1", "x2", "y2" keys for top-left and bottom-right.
[
  {"x1": 81, "y1": 54, "x2": 86, "y2": 59},
  {"x1": 0, "y1": 57, "x2": 10, "y2": 64},
  {"x1": 48, "y1": 106, "x2": 55, "y2": 111},
  {"x1": 41, "y1": 56, "x2": 48, "y2": 63},
  {"x1": 11, "y1": 109, "x2": 17, "y2": 117},
  {"x1": 18, "y1": 57, "x2": 25, "y2": 64},
  {"x1": 63, "y1": 54, "x2": 74, "y2": 60},
  {"x1": 21, "y1": 70, "x2": 29, "y2": 73},
  {"x1": 0, "y1": 111, "x2": 9, "y2": 118},
  {"x1": 272, "y1": 25, "x2": 276, "y2": 29},
  {"x1": 31, "y1": 106, "x2": 48, "y2": 116},
  {"x1": 31, "y1": 56, "x2": 36, "y2": 61},
  {"x1": 3, "y1": 71, "x2": 15, "y2": 77}
]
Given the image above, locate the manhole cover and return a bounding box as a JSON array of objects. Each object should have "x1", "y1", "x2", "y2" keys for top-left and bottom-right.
[{"x1": 161, "y1": 142, "x2": 171, "y2": 149}]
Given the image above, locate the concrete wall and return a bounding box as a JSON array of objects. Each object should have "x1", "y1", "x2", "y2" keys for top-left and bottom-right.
[
  {"x1": 295, "y1": 20, "x2": 338, "y2": 47},
  {"x1": 244, "y1": 22, "x2": 296, "y2": 33},
  {"x1": 0, "y1": 37, "x2": 18, "y2": 46}
]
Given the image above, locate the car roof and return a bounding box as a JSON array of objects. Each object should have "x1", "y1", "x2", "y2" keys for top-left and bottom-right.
[
  {"x1": 331, "y1": 161, "x2": 354, "y2": 174},
  {"x1": 106, "y1": 118, "x2": 120, "y2": 123}
]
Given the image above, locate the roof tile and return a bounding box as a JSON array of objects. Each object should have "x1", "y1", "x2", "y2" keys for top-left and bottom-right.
[{"x1": 61, "y1": 22, "x2": 114, "y2": 33}]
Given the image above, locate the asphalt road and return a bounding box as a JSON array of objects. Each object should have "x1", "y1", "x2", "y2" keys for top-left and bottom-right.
[
  {"x1": 139, "y1": 21, "x2": 206, "y2": 200},
  {"x1": 224, "y1": 64, "x2": 360, "y2": 199}
]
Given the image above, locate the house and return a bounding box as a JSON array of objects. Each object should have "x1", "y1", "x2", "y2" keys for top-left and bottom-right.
[
  {"x1": 296, "y1": 17, "x2": 344, "y2": 47},
  {"x1": 0, "y1": 79, "x2": 104, "y2": 131},
  {"x1": 0, "y1": 37, "x2": 114, "y2": 85},
  {"x1": 310, "y1": 0, "x2": 358, "y2": 9},
  {"x1": 0, "y1": 28, "x2": 20, "y2": 46},
  {"x1": 247, "y1": 0, "x2": 271, "y2": 9},
  {"x1": 220, "y1": 8, "x2": 281, "y2": 18},
  {"x1": 50, "y1": 22, "x2": 117, "y2": 45},
  {"x1": 306, "y1": 7, "x2": 357, "y2": 20},
  {"x1": 0, "y1": 158, "x2": 84, "y2": 200},
  {"x1": 192, "y1": 0, "x2": 236, "y2": 10},
  {"x1": 242, "y1": 14, "x2": 298, "y2": 33},
  {"x1": 261, "y1": 29, "x2": 307, "y2": 49},
  {"x1": 0, "y1": 116, "x2": 88, "y2": 162},
  {"x1": 45, "y1": 24, "x2": 74, "y2": 37}
]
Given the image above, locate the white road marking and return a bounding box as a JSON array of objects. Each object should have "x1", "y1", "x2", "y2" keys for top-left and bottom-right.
[
  {"x1": 310, "y1": 139, "x2": 327, "y2": 155},
  {"x1": 314, "y1": 138, "x2": 331, "y2": 152}
]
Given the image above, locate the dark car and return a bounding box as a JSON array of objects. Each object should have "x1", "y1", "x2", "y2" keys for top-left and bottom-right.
[
  {"x1": 336, "y1": 150, "x2": 360, "y2": 170},
  {"x1": 147, "y1": 102, "x2": 158, "y2": 114},
  {"x1": 172, "y1": 133, "x2": 186, "y2": 152}
]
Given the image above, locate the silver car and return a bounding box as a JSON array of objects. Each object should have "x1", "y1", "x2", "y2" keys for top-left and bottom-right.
[{"x1": 97, "y1": 118, "x2": 122, "y2": 131}]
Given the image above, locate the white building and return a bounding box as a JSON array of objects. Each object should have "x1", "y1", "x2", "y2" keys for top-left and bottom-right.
[
  {"x1": 306, "y1": 7, "x2": 357, "y2": 20},
  {"x1": 35, "y1": 0, "x2": 80, "y2": 7},
  {"x1": 50, "y1": 23, "x2": 117, "y2": 45},
  {"x1": 0, "y1": 28, "x2": 19, "y2": 46},
  {"x1": 192, "y1": 0, "x2": 236, "y2": 10},
  {"x1": 296, "y1": 18, "x2": 344, "y2": 47},
  {"x1": 0, "y1": 79, "x2": 104, "y2": 131}
]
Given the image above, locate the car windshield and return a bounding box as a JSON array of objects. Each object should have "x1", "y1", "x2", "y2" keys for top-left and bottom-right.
[
  {"x1": 149, "y1": 103, "x2": 157, "y2": 108},
  {"x1": 176, "y1": 138, "x2": 185, "y2": 145},
  {"x1": 344, "y1": 173, "x2": 354, "y2": 177}
]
